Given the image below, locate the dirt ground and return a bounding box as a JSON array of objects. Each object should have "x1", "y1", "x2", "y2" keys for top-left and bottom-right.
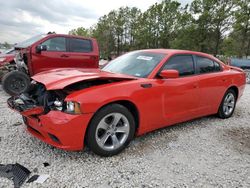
[{"x1": 0, "y1": 85, "x2": 249, "y2": 187}]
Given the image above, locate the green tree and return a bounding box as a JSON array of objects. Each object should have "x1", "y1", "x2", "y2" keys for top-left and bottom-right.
[
  {"x1": 3, "y1": 42, "x2": 11, "y2": 49},
  {"x1": 233, "y1": 0, "x2": 250, "y2": 57},
  {"x1": 68, "y1": 0, "x2": 249, "y2": 58},
  {"x1": 189, "y1": 0, "x2": 235, "y2": 55},
  {"x1": 68, "y1": 27, "x2": 92, "y2": 37}
]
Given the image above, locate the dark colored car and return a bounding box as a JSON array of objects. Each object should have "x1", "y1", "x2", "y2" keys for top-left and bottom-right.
[
  {"x1": 228, "y1": 58, "x2": 250, "y2": 84},
  {"x1": 2, "y1": 33, "x2": 99, "y2": 96},
  {"x1": 0, "y1": 48, "x2": 16, "y2": 79}
]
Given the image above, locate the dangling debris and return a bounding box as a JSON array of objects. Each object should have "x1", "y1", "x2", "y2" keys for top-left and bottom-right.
[{"x1": 0, "y1": 163, "x2": 31, "y2": 188}]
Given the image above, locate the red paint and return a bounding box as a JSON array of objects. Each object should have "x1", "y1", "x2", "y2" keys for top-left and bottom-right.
[
  {"x1": 159, "y1": 69, "x2": 179, "y2": 79},
  {"x1": 0, "y1": 53, "x2": 15, "y2": 66},
  {"x1": 32, "y1": 68, "x2": 137, "y2": 90},
  {"x1": 10, "y1": 49, "x2": 246, "y2": 151},
  {"x1": 18, "y1": 34, "x2": 99, "y2": 76}
]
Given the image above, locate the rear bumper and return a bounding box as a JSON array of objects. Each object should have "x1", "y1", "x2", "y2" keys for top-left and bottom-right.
[{"x1": 23, "y1": 111, "x2": 93, "y2": 151}]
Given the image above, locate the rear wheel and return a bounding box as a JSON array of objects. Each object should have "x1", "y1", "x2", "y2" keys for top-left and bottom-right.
[
  {"x1": 218, "y1": 89, "x2": 236, "y2": 119},
  {"x1": 86, "y1": 104, "x2": 135, "y2": 157},
  {"x1": 1, "y1": 71, "x2": 30, "y2": 96}
]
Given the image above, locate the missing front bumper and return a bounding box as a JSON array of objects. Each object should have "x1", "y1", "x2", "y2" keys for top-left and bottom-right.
[{"x1": 7, "y1": 95, "x2": 44, "y2": 116}]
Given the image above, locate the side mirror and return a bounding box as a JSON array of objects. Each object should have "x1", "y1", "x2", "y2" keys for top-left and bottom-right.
[
  {"x1": 36, "y1": 45, "x2": 47, "y2": 53},
  {"x1": 159, "y1": 69, "x2": 179, "y2": 79}
]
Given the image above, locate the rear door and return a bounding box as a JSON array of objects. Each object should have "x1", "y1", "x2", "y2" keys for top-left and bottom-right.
[
  {"x1": 194, "y1": 55, "x2": 227, "y2": 114},
  {"x1": 31, "y1": 36, "x2": 69, "y2": 74},
  {"x1": 67, "y1": 37, "x2": 99, "y2": 68}
]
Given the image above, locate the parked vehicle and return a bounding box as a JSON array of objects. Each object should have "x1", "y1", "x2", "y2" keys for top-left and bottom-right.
[
  {"x1": 2, "y1": 33, "x2": 99, "y2": 96},
  {"x1": 0, "y1": 48, "x2": 16, "y2": 79},
  {"x1": 228, "y1": 58, "x2": 250, "y2": 84},
  {"x1": 7, "y1": 49, "x2": 246, "y2": 156}
]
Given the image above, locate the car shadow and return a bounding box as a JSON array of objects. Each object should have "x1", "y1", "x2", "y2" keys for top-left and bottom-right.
[{"x1": 23, "y1": 115, "x2": 219, "y2": 160}]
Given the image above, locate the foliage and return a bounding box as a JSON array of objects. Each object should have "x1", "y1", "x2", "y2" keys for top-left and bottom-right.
[
  {"x1": 2, "y1": 42, "x2": 11, "y2": 49},
  {"x1": 69, "y1": 0, "x2": 250, "y2": 58}
]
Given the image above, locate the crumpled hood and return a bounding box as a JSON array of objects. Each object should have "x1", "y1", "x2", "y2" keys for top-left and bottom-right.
[{"x1": 32, "y1": 68, "x2": 138, "y2": 90}]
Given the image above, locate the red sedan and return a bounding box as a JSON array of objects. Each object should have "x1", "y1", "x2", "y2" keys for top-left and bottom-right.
[{"x1": 8, "y1": 49, "x2": 246, "y2": 156}]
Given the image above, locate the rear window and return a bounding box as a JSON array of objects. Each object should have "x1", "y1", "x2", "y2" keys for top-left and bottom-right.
[
  {"x1": 196, "y1": 56, "x2": 221, "y2": 74},
  {"x1": 69, "y1": 38, "x2": 93, "y2": 53}
]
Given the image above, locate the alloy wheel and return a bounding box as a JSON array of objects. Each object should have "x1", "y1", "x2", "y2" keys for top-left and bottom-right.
[
  {"x1": 223, "y1": 92, "x2": 235, "y2": 116},
  {"x1": 95, "y1": 112, "x2": 130, "y2": 151}
]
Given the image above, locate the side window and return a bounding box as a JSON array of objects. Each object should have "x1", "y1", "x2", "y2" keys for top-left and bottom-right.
[
  {"x1": 196, "y1": 56, "x2": 221, "y2": 73},
  {"x1": 69, "y1": 38, "x2": 93, "y2": 52},
  {"x1": 163, "y1": 55, "x2": 195, "y2": 76},
  {"x1": 214, "y1": 61, "x2": 221, "y2": 71},
  {"x1": 41, "y1": 37, "x2": 66, "y2": 51}
]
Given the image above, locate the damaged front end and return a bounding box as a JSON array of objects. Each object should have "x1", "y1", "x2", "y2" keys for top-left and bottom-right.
[
  {"x1": 7, "y1": 77, "x2": 127, "y2": 116},
  {"x1": 7, "y1": 82, "x2": 67, "y2": 116},
  {"x1": 7, "y1": 72, "x2": 137, "y2": 150}
]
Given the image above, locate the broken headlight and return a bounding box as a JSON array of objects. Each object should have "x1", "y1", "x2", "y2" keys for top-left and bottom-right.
[
  {"x1": 53, "y1": 100, "x2": 63, "y2": 111},
  {"x1": 63, "y1": 101, "x2": 82, "y2": 114}
]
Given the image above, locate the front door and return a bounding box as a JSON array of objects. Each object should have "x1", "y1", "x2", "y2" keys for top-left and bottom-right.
[
  {"x1": 31, "y1": 36, "x2": 69, "y2": 74},
  {"x1": 160, "y1": 54, "x2": 200, "y2": 125}
]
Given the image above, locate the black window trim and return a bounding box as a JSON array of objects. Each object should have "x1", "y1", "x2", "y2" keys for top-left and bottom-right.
[
  {"x1": 194, "y1": 55, "x2": 222, "y2": 75},
  {"x1": 156, "y1": 54, "x2": 196, "y2": 78},
  {"x1": 68, "y1": 38, "x2": 93, "y2": 53}
]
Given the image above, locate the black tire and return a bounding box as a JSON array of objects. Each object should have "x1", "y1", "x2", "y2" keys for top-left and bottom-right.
[
  {"x1": 86, "y1": 104, "x2": 136, "y2": 157},
  {"x1": 217, "y1": 89, "x2": 237, "y2": 119},
  {"x1": 1, "y1": 71, "x2": 30, "y2": 96}
]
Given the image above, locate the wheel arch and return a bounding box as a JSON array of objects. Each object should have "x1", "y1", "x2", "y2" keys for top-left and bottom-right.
[
  {"x1": 228, "y1": 85, "x2": 239, "y2": 100},
  {"x1": 84, "y1": 99, "x2": 140, "y2": 145}
]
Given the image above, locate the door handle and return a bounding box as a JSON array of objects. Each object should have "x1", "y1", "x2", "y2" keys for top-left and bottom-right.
[
  {"x1": 141, "y1": 83, "x2": 152, "y2": 88},
  {"x1": 60, "y1": 54, "x2": 69, "y2": 58},
  {"x1": 222, "y1": 78, "x2": 227, "y2": 82},
  {"x1": 193, "y1": 83, "x2": 199, "y2": 88}
]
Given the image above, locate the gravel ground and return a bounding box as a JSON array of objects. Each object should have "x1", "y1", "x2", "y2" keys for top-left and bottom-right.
[{"x1": 0, "y1": 85, "x2": 250, "y2": 188}]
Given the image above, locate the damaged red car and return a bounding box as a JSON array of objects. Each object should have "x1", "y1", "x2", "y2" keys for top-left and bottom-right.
[{"x1": 8, "y1": 49, "x2": 246, "y2": 156}]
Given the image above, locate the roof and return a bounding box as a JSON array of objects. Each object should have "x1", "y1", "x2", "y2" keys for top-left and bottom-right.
[{"x1": 139, "y1": 48, "x2": 213, "y2": 57}]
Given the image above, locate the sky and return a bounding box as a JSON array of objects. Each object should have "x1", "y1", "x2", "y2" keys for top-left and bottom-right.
[{"x1": 0, "y1": 0, "x2": 192, "y2": 44}]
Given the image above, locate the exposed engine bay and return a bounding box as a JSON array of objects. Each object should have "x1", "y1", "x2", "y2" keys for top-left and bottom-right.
[
  {"x1": 7, "y1": 83, "x2": 65, "y2": 115},
  {"x1": 7, "y1": 78, "x2": 124, "y2": 115}
]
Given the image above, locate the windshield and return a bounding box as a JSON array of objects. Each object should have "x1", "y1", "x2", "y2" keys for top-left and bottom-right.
[
  {"x1": 103, "y1": 51, "x2": 166, "y2": 78},
  {"x1": 15, "y1": 34, "x2": 47, "y2": 48}
]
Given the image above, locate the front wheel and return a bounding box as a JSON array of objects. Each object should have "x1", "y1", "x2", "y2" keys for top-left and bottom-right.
[
  {"x1": 217, "y1": 89, "x2": 237, "y2": 119},
  {"x1": 86, "y1": 104, "x2": 135, "y2": 157},
  {"x1": 1, "y1": 71, "x2": 30, "y2": 96}
]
